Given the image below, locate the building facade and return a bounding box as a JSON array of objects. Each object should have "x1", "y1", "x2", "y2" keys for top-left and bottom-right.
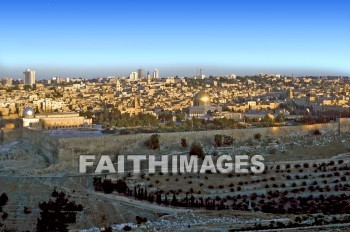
[
  {"x1": 23, "y1": 69, "x2": 36, "y2": 86},
  {"x1": 153, "y1": 69, "x2": 159, "y2": 79},
  {"x1": 188, "y1": 91, "x2": 222, "y2": 117}
]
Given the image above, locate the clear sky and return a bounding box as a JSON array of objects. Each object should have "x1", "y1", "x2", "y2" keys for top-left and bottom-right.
[{"x1": 0, "y1": 0, "x2": 349, "y2": 79}]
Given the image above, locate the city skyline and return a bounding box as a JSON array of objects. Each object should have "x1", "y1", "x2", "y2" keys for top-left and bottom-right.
[{"x1": 0, "y1": 0, "x2": 349, "y2": 79}]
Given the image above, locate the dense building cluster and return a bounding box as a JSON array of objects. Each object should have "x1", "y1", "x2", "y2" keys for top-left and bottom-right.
[{"x1": 1, "y1": 71, "x2": 350, "y2": 130}]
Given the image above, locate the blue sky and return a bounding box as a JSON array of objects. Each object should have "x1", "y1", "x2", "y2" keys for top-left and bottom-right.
[{"x1": 0, "y1": 0, "x2": 349, "y2": 79}]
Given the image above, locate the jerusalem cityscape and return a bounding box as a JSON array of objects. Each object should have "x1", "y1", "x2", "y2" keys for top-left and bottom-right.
[{"x1": 1, "y1": 1, "x2": 350, "y2": 232}]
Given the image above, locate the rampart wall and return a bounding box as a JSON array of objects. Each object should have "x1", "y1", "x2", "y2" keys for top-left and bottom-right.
[
  {"x1": 21, "y1": 128, "x2": 60, "y2": 162},
  {"x1": 14, "y1": 120, "x2": 350, "y2": 167},
  {"x1": 340, "y1": 118, "x2": 350, "y2": 134},
  {"x1": 0, "y1": 128, "x2": 21, "y2": 143},
  {"x1": 57, "y1": 123, "x2": 340, "y2": 166}
]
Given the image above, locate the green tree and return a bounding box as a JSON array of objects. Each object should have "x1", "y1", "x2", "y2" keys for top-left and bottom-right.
[
  {"x1": 262, "y1": 114, "x2": 274, "y2": 124},
  {"x1": 36, "y1": 190, "x2": 83, "y2": 232},
  {"x1": 175, "y1": 110, "x2": 185, "y2": 121},
  {"x1": 214, "y1": 134, "x2": 222, "y2": 147},
  {"x1": 23, "y1": 85, "x2": 32, "y2": 91},
  {"x1": 0, "y1": 193, "x2": 8, "y2": 210},
  {"x1": 223, "y1": 135, "x2": 234, "y2": 146},
  {"x1": 115, "y1": 179, "x2": 128, "y2": 193},
  {"x1": 144, "y1": 134, "x2": 160, "y2": 149},
  {"x1": 254, "y1": 133, "x2": 262, "y2": 140},
  {"x1": 275, "y1": 114, "x2": 285, "y2": 123},
  {"x1": 189, "y1": 142, "x2": 204, "y2": 159},
  {"x1": 181, "y1": 138, "x2": 188, "y2": 147}
]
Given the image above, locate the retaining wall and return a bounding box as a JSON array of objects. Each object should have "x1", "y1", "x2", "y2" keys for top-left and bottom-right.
[
  {"x1": 21, "y1": 128, "x2": 60, "y2": 162},
  {"x1": 57, "y1": 123, "x2": 340, "y2": 166},
  {"x1": 16, "y1": 120, "x2": 350, "y2": 167},
  {"x1": 0, "y1": 128, "x2": 21, "y2": 143}
]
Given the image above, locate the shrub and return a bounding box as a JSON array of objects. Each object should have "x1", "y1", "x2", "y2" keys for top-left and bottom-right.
[
  {"x1": 136, "y1": 216, "x2": 147, "y2": 224},
  {"x1": 0, "y1": 193, "x2": 8, "y2": 207},
  {"x1": 119, "y1": 129, "x2": 131, "y2": 135},
  {"x1": 254, "y1": 133, "x2": 262, "y2": 140},
  {"x1": 123, "y1": 225, "x2": 132, "y2": 231},
  {"x1": 102, "y1": 179, "x2": 115, "y2": 194},
  {"x1": 101, "y1": 227, "x2": 112, "y2": 232},
  {"x1": 115, "y1": 179, "x2": 128, "y2": 193},
  {"x1": 189, "y1": 142, "x2": 204, "y2": 159},
  {"x1": 144, "y1": 134, "x2": 160, "y2": 149},
  {"x1": 181, "y1": 138, "x2": 188, "y2": 147},
  {"x1": 214, "y1": 134, "x2": 222, "y2": 147},
  {"x1": 313, "y1": 129, "x2": 322, "y2": 136},
  {"x1": 223, "y1": 135, "x2": 234, "y2": 146}
]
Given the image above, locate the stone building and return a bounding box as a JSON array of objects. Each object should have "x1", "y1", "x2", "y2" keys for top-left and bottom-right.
[
  {"x1": 21, "y1": 107, "x2": 92, "y2": 129},
  {"x1": 187, "y1": 91, "x2": 222, "y2": 117}
]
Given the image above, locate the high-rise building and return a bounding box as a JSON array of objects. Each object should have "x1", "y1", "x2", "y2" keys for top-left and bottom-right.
[
  {"x1": 198, "y1": 68, "x2": 205, "y2": 79},
  {"x1": 153, "y1": 69, "x2": 159, "y2": 79},
  {"x1": 147, "y1": 71, "x2": 151, "y2": 84},
  {"x1": 23, "y1": 69, "x2": 36, "y2": 86},
  {"x1": 129, "y1": 72, "x2": 138, "y2": 81},
  {"x1": 137, "y1": 68, "x2": 143, "y2": 80}
]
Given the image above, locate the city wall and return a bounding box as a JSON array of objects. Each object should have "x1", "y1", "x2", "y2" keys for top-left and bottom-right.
[
  {"x1": 10, "y1": 120, "x2": 350, "y2": 167},
  {"x1": 340, "y1": 118, "x2": 350, "y2": 134},
  {"x1": 0, "y1": 128, "x2": 21, "y2": 143},
  {"x1": 21, "y1": 128, "x2": 60, "y2": 162},
  {"x1": 57, "y1": 123, "x2": 341, "y2": 166}
]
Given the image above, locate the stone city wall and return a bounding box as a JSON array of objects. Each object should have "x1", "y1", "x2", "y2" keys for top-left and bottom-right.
[
  {"x1": 21, "y1": 128, "x2": 60, "y2": 162},
  {"x1": 0, "y1": 128, "x2": 21, "y2": 143},
  {"x1": 16, "y1": 120, "x2": 350, "y2": 167},
  {"x1": 57, "y1": 123, "x2": 340, "y2": 166},
  {"x1": 339, "y1": 118, "x2": 350, "y2": 134}
]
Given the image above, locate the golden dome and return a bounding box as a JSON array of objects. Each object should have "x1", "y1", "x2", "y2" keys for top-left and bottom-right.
[{"x1": 194, "y1": 91, "x2": 210, "y2": 106}]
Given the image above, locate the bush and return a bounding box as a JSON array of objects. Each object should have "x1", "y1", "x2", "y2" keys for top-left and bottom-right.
[
  {"x1": 0, "y1": 193, "x2": 8, "y2": 207},
  {"x1": 181, "y1": 138, "x2": 188, "y2": 147},
  {"x1": 102, "y1": 179, "x2": 115, "y2": 194},
  {"x1": 123, "y1": 225, "x2": 132, "y2": 231},
  {"x1": 254, "y1": 133, "x2": 262, "y2": 140},
  {"x1": 189, "y1": 142, "x2": 204, "y2": 159},
  {"x1": 115, "y1": 179, "x2": 128, "y2": 193},
  {"x1": 101, "y1": 227, "x2": 112, "y2": 232},
  {"x1": 119, "y1": 129, "x2": 131, "y2": 135},
  {"x1": 136, "y1": 216, "x2": 147, "y2": 224},
  {"x1": 24, "y1": 206, "x2": 31, "y2": 214},
  {"x1": 144, "y1": 134, "x2": 160, "y2": 149},
  {"x1": 313, "y1": 129, "x2": 322, "y2": 136},
  {"x1": 214, "y1": 134, "x2": 222, "y2": 147},
  {"x1": 1, "y1": 212, "x2": 8, "y2": 220},
  {"x1": 223, "y1": 135, "x2": 234, "y2": 146},
  {"x1": 275, "y1": 114, "x2": 285, "y2": 123}
]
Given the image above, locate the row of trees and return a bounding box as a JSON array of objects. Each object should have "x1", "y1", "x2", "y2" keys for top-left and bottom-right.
[
  {"x1": 143, "y1": 133, "x2": 234, "y2": 151},
  {"x1": 250, "y1": 193, "x2": 350, "y2": 215},
  {"x1": 92, "y1": 179, "x2": 229, "y2": 210},
  {"x1": 239, "y1": 215, "x2": 350, "y2": 231},
  {"x1": 93, "y1": 177, "x2": 128, "y2": 194},
  {"x1": 100, "y1": 110, "x2": 159, "y2": 129}
]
